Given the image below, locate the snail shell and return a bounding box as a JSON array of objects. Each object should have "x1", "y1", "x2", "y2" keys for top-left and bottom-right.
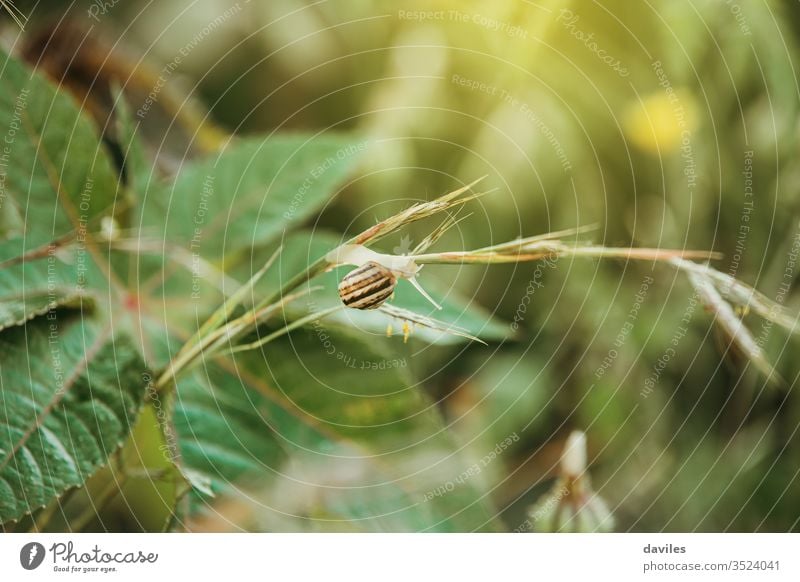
[{"x1": 338, "y1": 261, "x2": 397, "y2": 310}]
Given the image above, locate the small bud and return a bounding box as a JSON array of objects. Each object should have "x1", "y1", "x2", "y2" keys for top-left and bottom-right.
[
  {"x1": 561, "y1": 430, "x2": 587, "y2": 478},
  {"x1": 525, "y1": 430, "x2": 614, "y2": 532},
  {"x1": 100, "y1": 216, "x2": 120, "y2": 241},
  {"x1": 527, "y1": 478, "x2": 614, "y2": 532}
]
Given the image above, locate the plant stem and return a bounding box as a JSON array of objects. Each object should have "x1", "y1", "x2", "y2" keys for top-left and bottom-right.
[
  {"x1": 175, "y1": 245, "x2": 283, "y2": 361},
  {"x1": 224, "y1": 305, "x2": 342, "y2": 355},
  {"x1": 410, "y1": 244, "x2": 720, "y2": 265},
  {"x1": 255, "y1": 255, "x2": 329, "y2": 310},
  {"x1": 156, "y1": 283, "x2": 326, "y2": 390}
]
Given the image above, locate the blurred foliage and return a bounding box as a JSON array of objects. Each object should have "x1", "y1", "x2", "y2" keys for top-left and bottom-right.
[{"x1": 2, "y1": 0, "x2": 800, "y2": 531}]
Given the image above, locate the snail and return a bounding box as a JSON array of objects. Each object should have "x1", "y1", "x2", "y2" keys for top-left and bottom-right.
[
  {"x1": 338, "y1": 261, "x2": 397, "y2": 310},
  {"x1": 330, "y1": 244, "x2": 442, "y2": 311}
]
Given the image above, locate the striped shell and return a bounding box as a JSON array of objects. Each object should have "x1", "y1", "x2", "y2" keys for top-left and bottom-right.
[{"x1": 338, "y1": 261, "x2": 397, "y2": 310}]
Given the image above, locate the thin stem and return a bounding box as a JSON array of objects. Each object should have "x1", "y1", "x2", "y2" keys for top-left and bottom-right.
[
  {"x1": 255, "y1": 255, "x2": 329, "y2": 310},
  {"x1": 156, "y1": 286, "x2": 323, "y2": 390},
  {"x1": 0, "y1": 232, "x2": 75, "y2": 271},
  {"x1": 560, "y1": 246, "x2": 722, "y2": 261},
  {"x1": 224, "y1": 305, "x2": 342, "y2": 355},
  {"x1": 176, "y1": 245, "x2": 282, "y2": 360},
  {"x1": 410, "y1": 245, "x2": 721, "y2": 265}
]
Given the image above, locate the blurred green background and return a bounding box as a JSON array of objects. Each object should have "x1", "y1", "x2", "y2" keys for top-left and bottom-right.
[{"x1": 17, "y1": 0, "x2": 800, "y2": 531}]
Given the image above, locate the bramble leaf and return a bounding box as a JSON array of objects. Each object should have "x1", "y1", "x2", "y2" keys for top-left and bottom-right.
[
  {"x1": 183, "y1": 326, "x2": 502, "y2": 531},
  {"x1": 140, "y1": 135, "x2": 365, "y2": 260},
  {"x1": 0, "y1": 316, "x2": 148, "y2": 524},
  {"x1": 0, "y1": 47, "x2": 120, "y2": 260}
]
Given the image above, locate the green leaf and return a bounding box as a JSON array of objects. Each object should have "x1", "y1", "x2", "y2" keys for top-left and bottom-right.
[
  {"x1": 0, "y1": 315, "x2": 148, "y2": 524},
  {"x1": 0, "y1": 46, "x2": 498, "y2": 532},
  {"x1": 0, "y1": 52, "x2": 155, "y2": 352},
  {"x1": 219, "y1": 327, "x2": 500, "y2": 531},
  {"x1": 0, "y1": 241, "x2": 110, "y2": 340},
  {"x1": 140, "y1": 135, "x2": 365, "y2": 260},
  {"x1": 39, "y1": 402, "x2": 190, "y2": 532},
  {"x1": 0, "y1": 48, "x2": 120, "y2": 259},
  {"x1": 83, "y1": 403, "x2": 189, "y2": 532},
  {"x1": 168, "y1": 315, "x2": 500, "y2": 530},
  {"x1": 173, "y1": 364, "x2": 286, "y2": 497},
  {"x1": 107, "y1": 401, "x2": 189, "y2": 532},
  {"x1": 0, "y1": 288, "x2": 90, "y2": 333}
]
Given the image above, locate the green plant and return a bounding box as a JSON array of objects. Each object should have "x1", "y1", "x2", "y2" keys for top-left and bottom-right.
[{"x1": 0, "y1": 45, "x2": 796, "y2": 533}]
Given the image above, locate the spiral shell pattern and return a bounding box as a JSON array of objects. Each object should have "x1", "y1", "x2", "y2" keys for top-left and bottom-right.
[{"x1": 338, "y1": 261, "x2": 397, "y2": 309}]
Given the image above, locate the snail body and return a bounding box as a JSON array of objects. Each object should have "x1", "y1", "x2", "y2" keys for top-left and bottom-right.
[
  {"x1": 338, "y1": 261, "x2": 397, "y2": 310},
  {"x1": 331, "y1": 243, "x2": 442, "y2": 311}
]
